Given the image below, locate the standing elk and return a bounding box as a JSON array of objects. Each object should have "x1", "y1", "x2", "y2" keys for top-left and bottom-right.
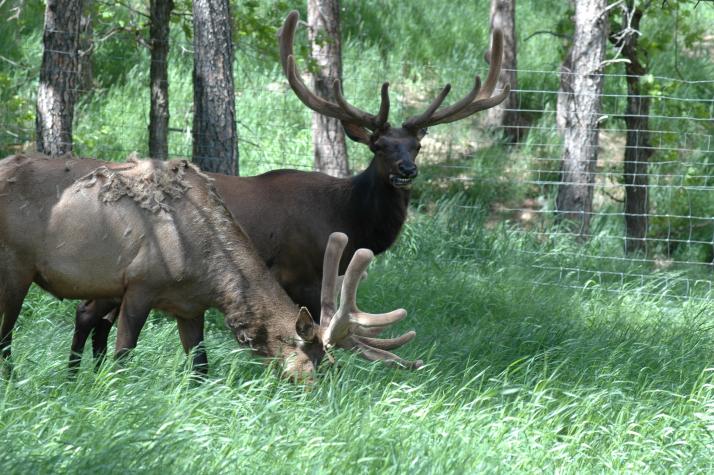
[
  {"x1": 70, "y1": 10, "x2": 509, "y2": 370},
  {"x1": 0, "y1": 154, "x2": 420, "y2": 380}
]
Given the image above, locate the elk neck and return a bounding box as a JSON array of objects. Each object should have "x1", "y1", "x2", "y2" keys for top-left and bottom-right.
[
  {"x1": 346, "y1": 159, "x2": 411, "y2": 255},
  {"x1": 211, "y1": 249, "x2": 299, "y2": 358},
  {"x1": 197, "y1": 192, "x2": 299, "y2": 358}
]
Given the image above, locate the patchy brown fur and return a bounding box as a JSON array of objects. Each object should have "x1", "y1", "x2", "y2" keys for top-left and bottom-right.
[{"x1": 77, "y1": 157, "x2": 194, "y2": 213}]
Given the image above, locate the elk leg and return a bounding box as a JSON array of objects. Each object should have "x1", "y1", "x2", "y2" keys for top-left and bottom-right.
[
  {"x1": 176, "y1": 316, "x2": 208, "y2": 376},
  {"x1": 69, "y1": 300, "x2": 119, "y2": 374},
  {"x1": 0, "y1": 293, "x2": 28, "y2": 376},
  {"x1": 0, "y1": 265, "x2": 32, "y2": 376},
  {"x1": 114, "y1": 292, "x2": 152, "y2": 361},
  {"x1": 92, "y1": 308, "x2": 117, "y2": 369}
]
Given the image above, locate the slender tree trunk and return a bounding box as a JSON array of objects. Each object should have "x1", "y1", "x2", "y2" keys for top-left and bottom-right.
[
  {"x1": 78, "y1": 0, "x2": 93, "y2": 95},
  {"x1": 556, "y1": 47, "x2": 573, "y2": 134},
  {"x1": 36, "y1": 0, "x2": 83, "y2": 156},
  {"x1": 556, "y1": 0, "x2": 576, "y2": 134},
  {"x1": 192, "y1": 0, "x2": 237, "y2": 175},
  {"x1": 614, "y1": 3, "x2": 651, "y2": 254},
  {"x1": 149, "y1": 0, "x2": 173, "y2": 160},
  {"x1": 555, "y1": 0, "x2": 608, "y2": 238},
  {"x1": 308, "y1": 0, "x2": 350, "y2": 177},
  {"x1": 486, "y1": 0, "x2": 519, "y2": 142}
]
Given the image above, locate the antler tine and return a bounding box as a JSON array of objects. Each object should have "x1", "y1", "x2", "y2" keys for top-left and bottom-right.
[
  {"x1": 339, "y1": 248, "x2": 373, "y2": 312},
  {"x1": 286, "y1": 56, "x2": 351, "y2": 120},
  {"x1": 420, "y1": 28, "x2": 510, "y2": 125},
  {"x1": 356, "y1": 341, "x2": 423, "y2": 369},
  {"x1": 476, "y1": 28, "x2": 504, "y2": 99},
  {"x1": 320, "y1": 232, "x2": 348, "y2": 325},
  {"x1": 333, "y1": 80, "x2": 390, "y2": 130},
  {"x1": 402, "y1": 84, "x2": 452, "y2": 130},
  {"x1": 401, "y1": 28, "x2": 510, "y2": 129},
  {"x1": 418, "y1": 76, "x2": 481, "y2": 126},
  {"x1": 375, "y1": 82, "x2": 391, "y2": 128},
  {"x1": 350, "y1": 308, "x2": 406, "y2": 327},
  {"x1": 356, "y1": 331, "x2": 416, "y2": 350},
  {"x1": 278, "y1": 10, "x2": 299, "y2": 77},
  {"x1": 279, "y1": 11, "x2": 389, "y2": 130}
]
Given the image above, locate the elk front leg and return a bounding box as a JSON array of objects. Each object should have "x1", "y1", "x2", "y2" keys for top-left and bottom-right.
[
  {"x1": 176, "y1": 316, "x2": 208, "y2": 376},
  {"x1": 0, "y1": 289, "x2": 30, "y2": 377},
  {"x1": 0, "y1": 259, "x2": 33, "y2": 377},
  {"x1": 114, "y1": 291, "x2": 152, "y2": 361}
]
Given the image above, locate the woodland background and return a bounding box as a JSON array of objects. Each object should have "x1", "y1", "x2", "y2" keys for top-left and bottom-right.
[{"x1": 0, "y1": 0, "x2": 714, "y2": 473}]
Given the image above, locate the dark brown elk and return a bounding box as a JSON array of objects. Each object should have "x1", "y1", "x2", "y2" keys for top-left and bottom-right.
[
  {"x1": 0, "y1": 154, "x2": 420, "y2": 380},
  {"x1": 235, "y1": 9, "x2": 507, "y2": 311},
  {"x1": 70, "y1": 10, "x2": 509, "y2": 369}
]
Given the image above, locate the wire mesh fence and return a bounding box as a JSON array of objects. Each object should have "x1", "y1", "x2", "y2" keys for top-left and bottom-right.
[{"x1": 1, "y1": 36, "x2": 713, "y2": 303}]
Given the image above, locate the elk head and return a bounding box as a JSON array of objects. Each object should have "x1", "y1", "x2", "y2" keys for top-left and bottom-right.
[
  {"x1": 280, "y1": 232, "x2": 422, "y2": 381},
  {"x1": 278, "y1": 10, "x2": 510, "y2": 189}
]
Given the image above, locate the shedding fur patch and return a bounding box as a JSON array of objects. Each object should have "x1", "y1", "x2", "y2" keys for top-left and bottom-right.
[{"x1": 75, "y1": 155, "x2": 196, "y2": 213}]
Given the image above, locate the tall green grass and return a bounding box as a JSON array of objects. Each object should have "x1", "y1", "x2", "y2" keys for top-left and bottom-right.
[{"x1": 1, "y1": 198, "x2": 713, "y2": 473}]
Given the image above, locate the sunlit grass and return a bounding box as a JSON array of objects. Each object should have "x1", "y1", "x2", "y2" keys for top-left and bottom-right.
[{"x1": 2, "y1": 200, "x2": 713, "y2": 474}]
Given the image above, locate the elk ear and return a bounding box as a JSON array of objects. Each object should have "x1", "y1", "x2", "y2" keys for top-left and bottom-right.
[
  {"x1": 295, "y1": 307, "x2": 317, "y2": 342},
  {"x1": 342, "y1": 122, "x2": 371, "y2": 145},
  {"x1": 416, "y1": 128, "x2": 428, "y2": 140}
]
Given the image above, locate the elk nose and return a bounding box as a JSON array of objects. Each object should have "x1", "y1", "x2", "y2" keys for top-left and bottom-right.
[{"x1": 398, "y1": 161, "x2": 418, "y2": 178}]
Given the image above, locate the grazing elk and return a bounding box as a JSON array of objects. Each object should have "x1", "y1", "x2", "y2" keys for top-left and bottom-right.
[
  {"x1": 0, "y1": 154, "x2": 420, "y2": 380},
  {"x1": 70, "y1": 10, "x2": 509, "y2": 369}
]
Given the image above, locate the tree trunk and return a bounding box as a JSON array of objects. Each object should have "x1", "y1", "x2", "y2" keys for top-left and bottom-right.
[
  {"x1": 192, "y1": 0, "x2": 237, "y2": 175},
  {"x1": 556, "y1": 0, "x2": 576, "y2": 134},
  {"x1": 149, "y1": 0, "x2": 173, "y2": 160},
  {"x1": 556, "y1": 46, "x2": 573, "y2": 134},
  {"x1": 615, "y1": 3, "x2": 651, "y2": 254},
  {"x1": 555, "y1": 0, "x2": 608, "y2": 238},
  {"x1": 35, "y1": 0, "x2": 83, "y2": 156},
  {"x1": 308, "y1": 0, "x2": 350, "y2": 177},
  {"x1": 486, "y1": 0, "x2": 519, "y2": 142},
  {"x1": 78, "y1": 0, "x2": 93, "y2": 95}
]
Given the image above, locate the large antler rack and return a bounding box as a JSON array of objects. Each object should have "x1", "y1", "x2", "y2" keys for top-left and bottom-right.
[
  {"x1": 402, "y1": 28, "x2": 511, "y2": 130},
  {"x1": 278, "y1": 11, "x2": 390, "y2": 131},
  {"x1": 319, "y1": 232, "x2": 422, "y2": 369}
]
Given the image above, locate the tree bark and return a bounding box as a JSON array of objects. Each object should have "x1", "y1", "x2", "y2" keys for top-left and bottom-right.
[
  {"x1": 192, "y1": 0, "x2": 237, "y2": 175},
  {"x1": 149, "y1": 0, "x2": 173, "y2": 160},
  {"x1": 556, "y1": 0, "x2": 576, "y2": 134},
  {"x1": 308, "y1": 0, "x2": 350, "y2": 177},
  {"x1": 486, "y1": 0, "x2": 519, "y2": 142},
  {"x1": 36, "y1": 0, "x2": 84, "y2": 156},
  {"x1": 613, "y1": 3, "x2": 651, "y2": 254},
  {"x1": 78, "y1": 0, "x2": 93, "y2": 95},
  {"x1": 556, "y1": 46, "x2": 573, "y2": 134},
  {"x1": 555, "y1": 0, "x2": 608, "y2": 238}
]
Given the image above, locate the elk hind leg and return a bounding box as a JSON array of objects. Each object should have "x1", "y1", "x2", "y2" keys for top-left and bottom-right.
[
  {"x1": 176, "y1": 316, "x2": 208, "y2": 376},
  {"x1": 69, "y1": 299, "x2": 119, "y2": 374},
  {"x1": 92, "y1": 308, "x2": 117, "y2": 370}
]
